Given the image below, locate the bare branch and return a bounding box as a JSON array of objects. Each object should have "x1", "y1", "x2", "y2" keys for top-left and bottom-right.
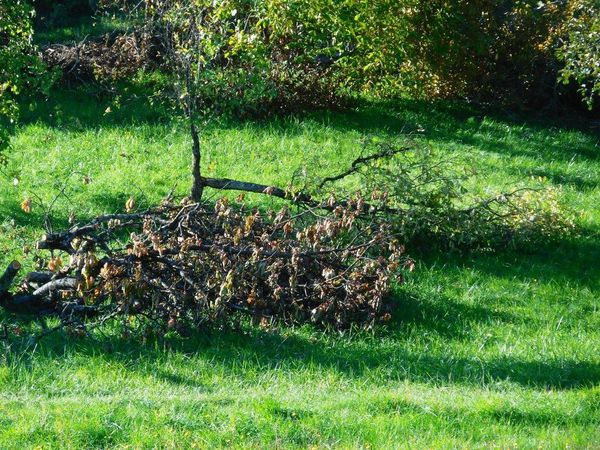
[{"x1": 318, "y1": 144, "x2": 412, "y2": 189}]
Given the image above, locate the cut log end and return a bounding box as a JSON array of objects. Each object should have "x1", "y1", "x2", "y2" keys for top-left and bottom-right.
[{"x1": 0, "y1": 260, "x2": 22, "y2": 294}]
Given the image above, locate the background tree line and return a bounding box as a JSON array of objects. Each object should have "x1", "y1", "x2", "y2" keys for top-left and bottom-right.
[
  {"x1": 3, "y1": 0, "x2": 599, "y2": 155},
  {"x1": 101, "y1": 0, "x2": 597, "y2": 110}
]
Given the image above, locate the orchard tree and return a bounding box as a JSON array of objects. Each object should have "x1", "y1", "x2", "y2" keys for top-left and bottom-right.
[
  {"x1": 137, "y1": 0, "x2": 359, "y2": 201},
  {"x1": 141, "y1": 0, "x2": 272, "y2": 201}
]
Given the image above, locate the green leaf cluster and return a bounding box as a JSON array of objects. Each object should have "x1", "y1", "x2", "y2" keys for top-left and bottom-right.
[
  {"x1": 557, "y1": 0, "x2": 600, "y2": 109},
  {"x1": 0, "y1": 0, "x2": 53, "y2": 163}
]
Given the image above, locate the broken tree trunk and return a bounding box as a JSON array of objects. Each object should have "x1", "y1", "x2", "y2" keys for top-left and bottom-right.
[
  {"x1": 0, "y1": 261, "x2": 47, "y2": 315},
  {"x1": 0, "y1": 140, "x2": 416, "y2": 334},
  {"x1": 0, "y1": 261, "x2": 21, "y2": 297},
  {"x1": 0, "y1": 261, "x2": 99, "y2": 317}
]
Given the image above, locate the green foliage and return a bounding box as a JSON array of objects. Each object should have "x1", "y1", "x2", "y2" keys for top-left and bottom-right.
[
  {"x1": 221, "y1": 0, "x2": 598, "y2": 108},
  {"x1": 47, "y1": 0, "x2": 599, "y2": 112},
  {"x1": 263, "y1": 0, "x2": 413, "y2": 96},
  {"x1": 262, "y1": 0, "x2": 573, "y2": 104},
  {"x1": 313, "y1": 140, "x2": 576, "y2": 251},
  {"x1": 143, "y1": 0, "x2": 273, "y2": 118},
  {"x1": 557, "y1": 0, "x2": 600, "y2": 109},
  {"x1": 80, "y1": 0, "x2": 595, "y2": 112},
  {"x1": 0, "y1": 0, "x2": 52, "y2": 164}
]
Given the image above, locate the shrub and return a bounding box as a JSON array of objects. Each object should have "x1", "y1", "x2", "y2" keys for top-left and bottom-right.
[
  {"x1": 0, "y1": 0, "x2": 52, "y2": 164},
  {"x1": 64, "y1": 0, "x2": 599, "y2": 111},
  {"x1": 262, "y1": 0, "x2": 598, "y2": 109},
  {"x1": 557, "y1": 0, "x2": 600, "y2": 109}
]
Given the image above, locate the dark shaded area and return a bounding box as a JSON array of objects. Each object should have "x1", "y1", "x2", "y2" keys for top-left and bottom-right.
[
  {"x1": 0, "y1": 202, "x2": 72, "y2": 232},
  {"x1": 35, "y1": 0, "x2": 95, "y2": 22},
  {"x1": 1, "y1": 315, "x2": 596, "y2": 391},
  {"x1": 484, "y1": 406, "x2": 599, "y2": 426},
  {"x1": 514, "y1": 167, "x2": 598, "y2": 191},
  {"x1": 388, "y1": 291, "x2": 519, "y2": 341},
  {"x1": 33, "y1": 1, "x2": 122, "y2": 45},
  {"x1": 414, "y1": 232, "x2": 600, "y2": 292},
  {"x1": 20, "y1": 84, "x2": 173, "y2": 129},
  {"x1": 307, "y1": 100, "x2": 600, "y2": 164}
]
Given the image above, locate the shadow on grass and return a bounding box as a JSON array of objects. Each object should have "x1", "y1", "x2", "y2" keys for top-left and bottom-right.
[
  {"x1": 511, "y1": 166, "x2": 599, "y2": 191},
  {"x1": 5, "y1": 316, "x2": 594, "y2": 391},
  {"x1": 2, "y1": 286, "x2": 598, "y2": 391},
  {"x1": 483, "y1": 406, "x2": 599, "y2": 426},
  {"x1": 0, "y1": 205, "x2": 71, "y2": 233},
  {"x1": 20, "y1": 85, "x2": 173, "y2": 130},
  {"x1": 390, "y1": 290, "x2": 518, "y2": 341},
  {"x1": 366, "y1": 395, "x2": 600, "y2": 426},
  {"x1": 414, "y1": 233, "x2": 600, "y2": 292},
  {"x1": 21, "y1": 87, "x2": 600, "y2": 147},
  {"x1": 307, "y1": 99, "x2": 600, "y2": 164}
]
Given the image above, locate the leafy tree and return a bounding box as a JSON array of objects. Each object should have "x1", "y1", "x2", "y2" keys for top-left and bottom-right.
[
  {"x1": 557, "y1": 0, "x2": 600, "y2": 109},
  {"x1": 0, "y1": 0, "x2": 51, "y2": 164}
]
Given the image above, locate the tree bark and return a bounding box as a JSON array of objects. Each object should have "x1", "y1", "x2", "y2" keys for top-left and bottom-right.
[
  {"x1": 32, "y1": 278, "x2": 79, "y2": 298},
  {"x1": 0, "y1": 261, "x2": 21, "y2": 294},
  {"x1": 202, "y1": 177, "x2": 290, "y2": 199},
  {"x1": 190, "y1": 122, "x2": 204, "y2": 202}
]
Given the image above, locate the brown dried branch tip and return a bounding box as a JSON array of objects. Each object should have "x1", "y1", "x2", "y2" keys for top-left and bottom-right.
[{"x1": 1, "y1": 195, "x2": 410, "y2": 334}]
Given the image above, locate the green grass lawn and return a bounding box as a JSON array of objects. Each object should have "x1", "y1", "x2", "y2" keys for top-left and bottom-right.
[{"x1": 0, "y1": 86, "x2": 599, "y2": 448}]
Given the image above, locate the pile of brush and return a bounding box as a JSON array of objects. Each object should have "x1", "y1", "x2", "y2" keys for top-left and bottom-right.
[
  {"x1": 0, "y1": 195, "x2": 408, "y2": 336},
  {"x1": 41, "y1": 31, "x2": 162, "y2": 84}
]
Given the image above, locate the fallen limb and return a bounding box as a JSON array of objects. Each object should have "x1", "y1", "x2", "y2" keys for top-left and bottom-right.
[
  {"x1": 202, "y1": 176, "x2": 315, "y2": 204},
  {"x1": 25, "y1": 271, "x2": 55, "y2": 285},
  {"x1": 32, "y1": 278, "x2": 79, "y2": 298},
  {"x1": 0, "y1": 261, "x2": 21, "y2": 294},
  {"x1": 0, "y1": 197, "x2": 406, "y2": 335}
]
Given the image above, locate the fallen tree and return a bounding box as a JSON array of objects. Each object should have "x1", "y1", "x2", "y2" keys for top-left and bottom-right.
[
  {"x1": 1, "y1": 138, "x2": 574, "y2": 339},
  {"x1": 0, "y1": 140, "x2": 411, "y2": 338}
]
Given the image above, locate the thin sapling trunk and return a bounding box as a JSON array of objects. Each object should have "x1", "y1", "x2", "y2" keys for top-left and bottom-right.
[{"x1": 190, "y1": 121, "x2": 204, "y2": 201}]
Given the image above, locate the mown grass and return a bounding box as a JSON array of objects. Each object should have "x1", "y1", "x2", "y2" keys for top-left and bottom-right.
[{"x1": 0, "y1": 83, "x2": 599, "y2": 448}]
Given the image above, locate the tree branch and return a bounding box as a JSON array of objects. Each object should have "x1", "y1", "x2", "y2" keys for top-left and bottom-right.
[
  {"x1": 318, "y1": 144, "x2": 412, "y2": 189},
  {"x1": 202, "y1": 177, "x2": 309, "y2": 201},
  {"x1": 0, "y1": 261, "x2": 21, "y2": 294},
  {"x1": 32, "y1": 278, "x2": 79, "y2": 298}
]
